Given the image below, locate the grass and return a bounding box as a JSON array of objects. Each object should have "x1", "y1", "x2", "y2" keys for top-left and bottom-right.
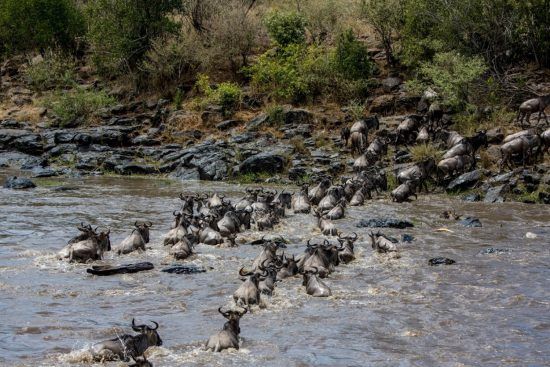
[
  {"x1": 266, "y1": 104, "x2": 286, "y2": 126},
  {"x1": 410, "y1": 143, "x2": 443, "y2": 163},
  {"x1": 346, "y1": 99, "x2": 365, "y2": 120},
  {"x1": 290, "y1": 136, "x2": 310, "y2": 155},
  {"x1": 24, "y1": 50, "x2": 77, "y2": 91},
  {"x1": 42, "y1": 87, "x2": 116, "y2": 127},
  {"x1": 34, "y1": 178, "x2": 66, "y2": 187},
  {"x1": 386, "y1": 172, "x2": 398, "y2": 191}
]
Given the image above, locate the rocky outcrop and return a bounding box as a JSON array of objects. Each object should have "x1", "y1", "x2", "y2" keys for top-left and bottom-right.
[{"x1": 3, "y1": 176, "x2": 36, "y2": 189}]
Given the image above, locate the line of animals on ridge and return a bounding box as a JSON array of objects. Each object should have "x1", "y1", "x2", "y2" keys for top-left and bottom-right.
[
  {"x1": 51, "y1": 95, "x2": 550, "y2": 365},
  {"x1": 57, "y1": 179, "x2": 403, "y2": 364},
  {"x1": 340, "y1": 98, "x2": 550, "y2": 202}
]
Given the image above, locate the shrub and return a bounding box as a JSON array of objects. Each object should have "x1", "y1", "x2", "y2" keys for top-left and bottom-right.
[
  {"x1": 84, "y1": 0, "x2": 183, "y2": 76},
  {"x1": 410, "y1": 143, "x2": 443, "y2": 163},
  {"x1": 264, "y1": 10, "x2": 306, "y2": 47},
  {"x1": 43, "y1": 88, "x2": 116, "y2": 127},
  {"x1": 346, "y1": 100, "x2": 366, "y2": 120},
  {"x1": 266, "y1": 105, "x2": 286, "y2": 126},
  {"x1": 0, "y1": 0, "x2": 84, "y2": 55},
  {"x1": 24, "y1": 50, "x2": 77, "y2": 91},
  {"x1": 333, "y1": 29, "x2": 373, "y2": 79},
  {"x1": 409, "y1": 51, "x2": 487, "y2": 111},
  {"x1": 195, "y1": 74, "x2": 242, "y2": 115}
]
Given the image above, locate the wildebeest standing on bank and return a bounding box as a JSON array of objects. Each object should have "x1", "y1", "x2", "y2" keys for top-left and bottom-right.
[{"x1": 516, "y1": 94, "x2": 550, "y2": 127}]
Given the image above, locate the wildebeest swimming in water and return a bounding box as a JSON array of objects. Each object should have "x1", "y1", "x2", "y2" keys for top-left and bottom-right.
[
  {"x1": 206, "y1": 307, "x2": 248, "y2": 352},
  {"x1": 91, "y1": 319, "x2": 162, "y2": 362}
]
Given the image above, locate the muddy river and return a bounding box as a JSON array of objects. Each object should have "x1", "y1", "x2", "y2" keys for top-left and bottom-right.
[{"x1": 0, "y1": 171, "x2": 549, "y2": 366}]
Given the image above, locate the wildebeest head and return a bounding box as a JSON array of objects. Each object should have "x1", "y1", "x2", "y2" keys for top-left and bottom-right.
[
  {"x1": 134, "y1": 221, "x2": 152, "y2": 243},
  {"x1": 68, "y1": 222, "x2": 95, "y2": 244},
  {"x1": 219, "y1": 307, "x2": 247, "y2": 334},
  {"x1": 131, "y1": 319, "x2": 162, "y2": 347},
  {"x1": 97, "y1": 229, "x2": 111, "y2": 252},
  {"x1": 239, "y1": 267, "x2": 267, "y2": 286}
]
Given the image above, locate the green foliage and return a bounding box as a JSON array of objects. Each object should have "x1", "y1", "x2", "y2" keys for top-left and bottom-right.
[
  {"x1": 346, "y1": 100, "x2": 366, "y2": 120},
  {"x1": 43, "y1": 88, "x2": 116, "y2": 127},
  {"x1": 266, "y1": 105, "x2": 286, "y2": 126},
  {"x1": 195, "y1": 74, "x2": 242, "y2": 115},
  {"x1": 173, "y1": 89, "x2": 183, "y2": 110},
  {"x1": 84, "y1": 0, "x2": 183, "y2": 76},
  {"x1": 410, "y1": 143, "x2": 443, "y2": 163},
  {"x1": 409, "y1": 51, "x2": 487, "y2": 111},
  {"x1": 333, "y1": 29, "x2": 372, "y2": 79},
  {"x1": 24, "y1": 50, "x2": 77, "y2": 91},
  {"x1": 233, "y1": 171, "x2": 273, "y2": 184},
  {"x1": 0, "y1": 0, "x2": 84, "y2": 55},
  {"x1": 264, "y1": 10, "x2": 306, "y2": 46}
]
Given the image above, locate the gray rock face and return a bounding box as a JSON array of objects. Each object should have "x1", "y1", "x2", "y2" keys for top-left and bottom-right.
[
  {"x1": 382, "y1": 77, "x2": 402, "y2": 92},
  {"x1": 484, "y1": 184, "x2": 508, "y2": 203},
  {"x1": 114, "y1": 163, "x2": 156, "y2": 175},
  {"x1": 447, "y1": 170, "x2": 482, "y2": 191},
  {"x1": 237, "y1": 152, "x2": 285, "y2": 174},
  {"x1": 170, "y1": 166, "x2": 201, "y2": 180},
  {"x1": 3, "y1": 176, "x2": 36, "y2": 189}
]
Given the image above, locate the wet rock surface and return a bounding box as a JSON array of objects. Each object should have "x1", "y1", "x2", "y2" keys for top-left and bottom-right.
[
  {"x1": 447, "y1": 170, "x2": 482, "y2": 191},
  {"x1": 3, "y1": 176, "x2": 36, "y2": 189},
  {"x1": 357, "y1": 218, "x2": 414, "y2": 229}
]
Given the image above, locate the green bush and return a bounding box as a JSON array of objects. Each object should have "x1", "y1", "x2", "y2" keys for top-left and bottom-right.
[
  {"x1": 333, "y1": 29, "x2": 373, "y2": 79},
  {"x1": 264, "y1": 10, "x2": 306, "y2": 47},
  {"x1": 24, "y1": 50, "x2": 77, "y2": 91},
  {"x1": 195, "y1": 74, "x2": 242, "y2": 115},
  {"x1": 84, "y1": 0, "x2": 183, "y2": 76},
  {"x1": 43, "y1": 88, "x2": 116, "y2": 127},
  {"x1": 0, "y1": 0, "x2": 84, "y2": 55},
  {"x1": 409, "y1": 51, "x2": 487, "y2": 111}
]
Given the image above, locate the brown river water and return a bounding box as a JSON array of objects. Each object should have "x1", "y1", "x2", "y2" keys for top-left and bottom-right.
[{"x1": 0, "y1": 170, "x2": 549, "y2": 367}]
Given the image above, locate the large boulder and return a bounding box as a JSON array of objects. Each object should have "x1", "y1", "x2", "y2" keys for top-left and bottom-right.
[
  {"x1": 237, "y1": 152, "x2": 285, "y2": 174},
  {"x1": 114, "y1": 163, "x2": 157, "y2": 175},
  {"x1": 447, "y1": 170, "x2": 482, "y2": 192},
  {"x1": 3, "y1": 176, "x2": 36, "y2": 189},
  {"x1": 370, "y1": 95, "x2": 395, "y2": 114},
  {"x1": 484, "y1": 184, "x2": 508, "y2": 203}
]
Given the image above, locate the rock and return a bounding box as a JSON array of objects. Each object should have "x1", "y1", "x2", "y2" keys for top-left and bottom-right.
[
  {"x1": 31, "y1": 167, "x2": 59, "y2": 178},
  {"x1": 525, "y1": 232, "x2": 537, "y2": 239},
  {"x1": 447, "y1": 170, "x2": 482, "y2": 192},
  {"x1": 201, "y1": 106, "x2": 224, "y2": 125},
  {"x1": 3, "y1": 176, "x2": 36, "y2": 189},
  {"x1": 370, "y1": 94, "x2": 395, "y2": 114},
  {"x1": 459, "y1": 217, "x2": 482, "y2": 227},
  {"x1": 230, "y1": 132, "x2": 257, "y2": 144},
  {"x1": 522, "y1": 171, "x2": 541, "y2": 185},
  {"x1": 429, "y1": 257, "x2": 456, "y2": 266},
  {"x1": 357, "y1": 218, "x2": 414, "y2": 229},
  {"x1": 247, "y1": 114, "x2": 269, "y2": 131},
  {"x1": 161, "y1": 264, "x2": 207, "y2": 274},
  {"x1": 539, "y1": 191, "x2": 550, "y2": 204},
  {"x1": 20, "y1": 156, "x2": 47, "y2": 170},
  {"x1": 402, "y1": 234, "x2": 414, "y2": 242},
  {"x1": 483, "y1": 184, "x2": 508, "y2": 203},
  {"x1": 284, "y1": 108, "x2": 313, "y2": 125},
  {"x1": 237, "y1": 152, "x2": 285, "y2": 174},
  {"x1": 11, "y1": 134, "x2": 43, "y2": 155},
  {"x1": 114, "y1": 163, "x2": 157, "y2": 175},
  {"x1": 170, "y1": 166, "x2": 201, "y2": 180},
  {"x1": 216, "y1": 120, "x2": 240, "y2": 131},
  {"x1": 486, "y1": 127, "x2": 504, "y2": 144},
  {"x1": 462, "y1": 193, "x2": 481, "y2": 202},
  {"x1": 51, "y1": 185, "x2": 79, "y2": 192},
  {"x1": 487, "y1": 171, "x2": 515, "y2": 184},
  {"x1": 87, "y1": 262, "x2": 154, "y2": 276},
  {"x1": 382, "y1": 77, "x2": 402, "y2": 92}
]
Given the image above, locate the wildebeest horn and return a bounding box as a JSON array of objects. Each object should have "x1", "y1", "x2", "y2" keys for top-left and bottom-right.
[
  {"x1": 259, "y1": 259, "x2": 268, "y2": 271},
  {"x1": 218, "y1": 307, "x2": 231, "y2": 318},
  {"x1": 351, "y1": 232, "x2": 357, "y2": 240},
  {"x1": 239, "y1": 268, "x2": 250, "y2": 277},
  {"x1": 135, "y1": 221, "x2": 139, "y2": 227},
  {"x1": 150, "y1": 321, "x2": 159, "y2": 330},
  {"x1": 179, "y1": 193, "x2": 185, "y2": 200},
  {"x1": 311, "y1": 266, "x2": 319, "y2": 275},
  {"x1": 146, "y1": 221, "x2": 152, "y2": 227},
  {"x1": 173, "y1": 210, "x2": 179, "y2": 216}
]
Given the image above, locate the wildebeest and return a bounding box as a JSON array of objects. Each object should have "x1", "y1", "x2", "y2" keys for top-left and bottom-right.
[
  {"x1": 302, "y1": 267, "x2": 332, "y2": 297},
  {"x1": 499, "y1": 134, "x2": 541, "y2": 172},
  {"x1": 309, "y1": 178, "x2": 331, "y2": 205},
  {"x1": 541, "y1": 128, "x2": 550, "y2": 155},
  {"x1": 517, "y1": 94, "x2": 550, "y2": 127},
  {"x1": 313, "y1": 210, "x2": 338, "y2": 236},
  {"x1": 116, "y1": 221, "x2": 152, "y2": 255},
  {"x1": 273, "y1": 190, "x2": 292, "y2": 211},
  {"x1": 198, "y1": 219, "x2": 224, "y2": 246},
  {"x1": 217, "y1": 211, "x2": 243, "y2": 237},
  {"x1": 349, "y1": 183, "x2": 370, "y2": 206},
  {"x1": 397, "y1": 158, "x2": 435, "y2": 191},
  {"x1": 301, "y1": 239, "x2": 341, "y2": 277},
  {"x1": 251, "y1": 240, "x2": 285, "y2": 270},
  {"x1": 318, "y1": 185, "x2": 344, "y2": 211},
  {"x1": 276, "y1": 252, "x2": 299, "y2": 279},
  {"x1": 58, "y1": 227, "x2": 111, "y2": 263},
  {"x1": 292, "y1": 184, "x2": 311, "y2": 214},
  {"x1": 437, "y1": 154, "x2": 473, "y2": 179},
  {"x1": 169, "y1": 234, "x2": 195, "y2": 259},
  {"x1": 258, "y1": 260, "x2": 281, "y2": 296},
  {"x1": 324, "y1": 198, "x2": 346, "y2": 220},
  {"x1": 340, "y1": 126, "x2": 351, "y2": 147},
  {"x1": 206, "y1": 307, "x2": 247, "y2": 352},
  {"x1": 502, "y1": 129, "x2": 537, "y2": 144},
  {"x1": 163, "y1": 212, "x2": 188, "y2": 246},
  {"x1": 350, "y1": 131, "x2": 368, "y2": 156},
  {"x1": 391, "y1": 181, "x2": 418, "y2": 202},
  {"x1": 337, "y1": 232, "x2": 357, "y2": 263},
  {"x1": 416, "y1": 126, "x2": 430, "y2": 144},
  {"x1": 368, "y1": 231, "x2": 397, "y2": 253},
  {"x1": 234, "y1": 267, "x2": 266, "y2": 306},
  {"x1": 395, "y1": 116, "x2": 419, "y2": 145},
  {"x1": 427, "y1": 102, "x2": 443, "y2": 128},
  {"x1": 92, "y1": 319, "x2": 162, "y2": 362}
]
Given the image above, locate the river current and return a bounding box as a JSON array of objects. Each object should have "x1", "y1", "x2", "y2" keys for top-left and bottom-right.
[{"x1": 0, "y1": 171, "x2": 549, "y2": 366}]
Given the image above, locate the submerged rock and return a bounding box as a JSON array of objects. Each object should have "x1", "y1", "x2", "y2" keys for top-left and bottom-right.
[
  {"x1": 3, "y1": 176, "x2": 36, "y2": 189},
  {"x1": 459, "y1": 217, "x2": 482, "y2": 227},
  {"x1": 161, "y1": 264, "x2": 208, "y2": 274},
  {"x1": 237, "y1": 152, "x2": 285, "y2": 174},
  {"x1": 480, "y1": 248, "x2": 510, "y2": 255},
  {"x1": 357, "y1": 218, "x2": 414, "y2": 229},
  {"x1": 462, "y1": 193, "x2": 481, "y2": 202},
  {"x1": 429, "y1": 257, "x2": 456, "y2": 266},
  {"x1": 86, "y1": 262, "x2": 154, "y2": 276}
]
